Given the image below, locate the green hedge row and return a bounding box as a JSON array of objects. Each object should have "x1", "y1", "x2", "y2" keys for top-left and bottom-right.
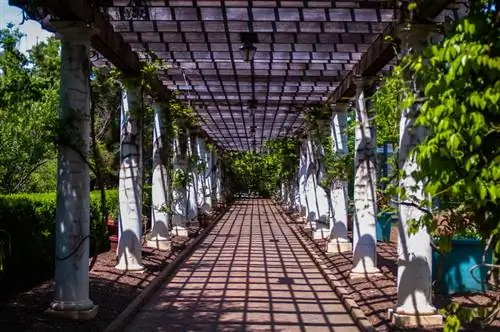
[{"x1": 0, "y1": 189, "x2": 119, "y2": 289}]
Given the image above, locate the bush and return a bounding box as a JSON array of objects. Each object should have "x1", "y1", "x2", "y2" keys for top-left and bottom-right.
[{"x1": 0, "y1": 189, "x2": 118, "y2": 291}]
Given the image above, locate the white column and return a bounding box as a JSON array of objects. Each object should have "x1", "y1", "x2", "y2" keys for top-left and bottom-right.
[
  {"x1": 328, "y1": 105, "x2": 352, "y2": 253},
  {"x1": 390, "y1": 25, "x2": 442, "y2": 327},
  {"x1": 351, "y1": 76, "x2": 380, "y2": 275},
  {"x1": 171, "y1": 129, "x2": 189, "y2": 237},
  {"x1": 298, "y1": 139, "x2": 308, "y2": 219},
  {"x1": 211, "y1": 150, "x2": 219, "y2": 207},
  {"x1": 305, "y1": 138, "x2": 330, "y2": 239},
  {"x1": 187, "y1": 132, "x2": 198, "y2": 223},
  {"x1": 197, "y1": 137, "x2": 213, "y2": 213},
  {"x1": 147, "y1": 103, "x2": 171, "y2": 250},
  {"x1": 49, "y1": 22, "x2": 97, "y2": 319},
  {"x1": 116, "y1": 85, "x2": 144, "y2": 271}
]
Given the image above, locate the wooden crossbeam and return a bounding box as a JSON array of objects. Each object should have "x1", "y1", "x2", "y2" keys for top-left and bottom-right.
[{"x1": 326, "y1": 0, "x2": 454, "y2": 103}]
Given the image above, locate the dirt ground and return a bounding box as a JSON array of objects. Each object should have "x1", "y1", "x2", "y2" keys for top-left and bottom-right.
[
  {"x1": 0, "y1": 221, "x2": 212, "y2": 332},
  {"x1": 293, "y1": 223, "x2": 499, "y2": 332}
]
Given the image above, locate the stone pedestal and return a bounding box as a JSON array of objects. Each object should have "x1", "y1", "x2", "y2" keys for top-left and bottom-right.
[
  {"x1": 327, "y1": 239, "x2": 352, "y2": 254},
  {"x1": 388, "y1": 308, "x2": 443, "y2": 327},
  {"x1": 146, "y1": 236, "x2": 171, "y2": 251}
]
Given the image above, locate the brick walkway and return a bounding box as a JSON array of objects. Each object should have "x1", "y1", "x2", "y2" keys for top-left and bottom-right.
[{"x1": 125, "y1": 199, "x2": 359, "y2": 332}]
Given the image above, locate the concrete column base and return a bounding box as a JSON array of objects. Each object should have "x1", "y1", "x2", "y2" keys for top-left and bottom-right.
[
  {"x1": 313, "y1": 224, "x2": 329, "y2": 240},
  {"x1": 172, "y1": 225, "x2": 189, "y2": 237},
  {"x1": 46, "y1": 305, "x2": 98, "y2": 320},
  {"x1": 388, "y1": 308, "x2": 443, "y2": 327},
  {"x1": 327, "y1": 240, "x2": 352, "y2": 253},
  {"x1": 349, "y1": 268, "x2": 382, "y2": 279},
  {"x1": 115, "y1": 261, "x2": 145, "y2": 272},
  {"x1": 146, "y1": 237, "x2": 171, "y2": 251}
]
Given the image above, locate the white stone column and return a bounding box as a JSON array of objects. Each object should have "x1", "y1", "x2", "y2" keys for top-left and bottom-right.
[
  {"x1": 187, "y1": 132, "x2": 198, "y2": 223},
  {"x1": 211, "y1": 150, "x2": 219, "y2": 207},
  {"x1": 390, "y1": 25, "x2": 442, "y2": 327},
  {"x1": 147, "y1": 103, "x2": 171, "y2": 251},
  {"x1": 298, "y1": 139, "x2": 308, "y2": 219},
  {"x1": 305, "y1": 138, "x2": 330, "y2": 239},
  {"x1": 49, "y1": 22, "x2": 97, "y2": 319},
  {"x1": 351, "y1": 76, "x2": 380, "y2": 275},
  {"x1": 199, "y1": 138, "x2": 213, "y2": 213},
  {"x1": 328, "y1": 105, "x2": 352, "y2": 253},
  {"x1": 171, "y1": 129, "x2": 189, "y2": 237},
  {"x1": 116, "y1": 85, "x2": 144, "y2": 271}
]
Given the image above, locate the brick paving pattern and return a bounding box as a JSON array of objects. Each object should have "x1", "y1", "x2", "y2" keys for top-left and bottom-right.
[{"x1": 125, "y1": 199, "x2": 359, "y2": 332}]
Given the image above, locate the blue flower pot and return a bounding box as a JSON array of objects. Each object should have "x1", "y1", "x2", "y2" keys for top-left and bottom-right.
[
  {"x1": 432, "y1": 238, "x2": 493, "y2": 294},
  {"x1": 376, "y1": 212, "x2": 392, "y2": 242}
]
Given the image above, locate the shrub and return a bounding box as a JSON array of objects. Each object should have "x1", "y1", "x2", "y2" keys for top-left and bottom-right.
[{"x1": 0, "y1": 189, "x2": 118, "y2": 290}]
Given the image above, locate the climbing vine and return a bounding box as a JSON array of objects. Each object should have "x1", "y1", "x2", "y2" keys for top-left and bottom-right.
[{"x1": 303, "y1": 104, "x2": 351, "y2": 191}]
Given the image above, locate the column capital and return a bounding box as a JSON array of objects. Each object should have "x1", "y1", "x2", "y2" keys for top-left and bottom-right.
[
  {"x1": 331, "y1": 102, "x2": 351, "y2": 113},
  {"x1": 51, "y1": 21, "x2": 98, "y2": 44},
  {"x1": 396, "y1": 23, "x2": 437, "y2": 52}
]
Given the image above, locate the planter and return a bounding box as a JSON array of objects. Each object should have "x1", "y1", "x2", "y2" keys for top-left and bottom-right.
[
  {"x1": 432, "y1": 238, "x2": 493, "y2": 294},
  {"x1": 107, "y1": 218, "x2": 119, "y2": 251},
  {"x1": 376, "y1": 212, "x2": 393, "y2": 242}
]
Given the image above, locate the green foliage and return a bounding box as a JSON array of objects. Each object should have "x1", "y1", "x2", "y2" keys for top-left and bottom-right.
[
  {"x1": 304, "y1": 104, "x2": 351, "y2": 190},
  {"x1": 0, "y1": 25, "x2": 59, "y2": 193},
  {"x1": 410, "y1": 1, "x2": 500, "y2": 252},
  {"x1": 0, "y1": 189, "x2": 118, "y2": 281},
  {"x1": 224, "y1": 137, "x2": 299, "y2": 197}
]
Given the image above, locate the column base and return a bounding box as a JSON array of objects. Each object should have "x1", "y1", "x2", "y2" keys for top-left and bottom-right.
[
  {"x1": 388, "y1": 308, "x2": 443, "y2": 327},
  {"x1": 312, "y1": 225, "x2": 329, "y2": 240},
  {"x1": 46, "y1": 303, "x2": 98, "y2": 320},
  {"x1": 115, "y1": 261, "x2": 145, "y2": 273},
  {"x1": 146, "y1": 237, "x2": 171, "y2": 251},
  {"x1": 349, "y1": 267, "x2": 382, "y2": 279},
  {"x1": 327, "y1": 240, "x2": 352, "y2": 253},
  {"x1": 171, "y1": 225, "x2": 189, "y2": 237}
]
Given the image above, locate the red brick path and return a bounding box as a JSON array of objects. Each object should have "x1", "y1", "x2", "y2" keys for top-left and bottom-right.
[{"x1": 125, "y1": 199, "x2": 359, "y2": 332}]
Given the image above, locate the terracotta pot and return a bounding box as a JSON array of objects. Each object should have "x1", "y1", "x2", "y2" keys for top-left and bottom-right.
[{"x1": 107, "y1": 218, "x2": 119, "y2": 251}]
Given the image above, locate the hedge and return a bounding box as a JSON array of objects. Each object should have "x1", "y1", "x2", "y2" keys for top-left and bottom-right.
[{"x1": 0, "y1": 189, "x2": 120, "y2": 290}]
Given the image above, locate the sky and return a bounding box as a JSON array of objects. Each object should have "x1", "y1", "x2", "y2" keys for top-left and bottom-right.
[{"x1": 0, "y1": 0, "x2": 52, "y2": 53}]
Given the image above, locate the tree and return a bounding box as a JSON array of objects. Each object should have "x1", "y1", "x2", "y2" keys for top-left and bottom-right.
[{"x1": 0, "y1": 25, "x2": 59, "y2": 193}]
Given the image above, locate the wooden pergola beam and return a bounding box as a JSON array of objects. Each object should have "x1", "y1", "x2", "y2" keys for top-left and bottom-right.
[
  {"x1": 10, "y1": 0, "x2": 170, "y2": 102},
  {"x1": 326, "y1": 0, "x2": 454, "y2": 104}
]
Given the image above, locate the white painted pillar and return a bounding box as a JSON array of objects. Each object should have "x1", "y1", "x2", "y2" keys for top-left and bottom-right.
[
  {"x1": 211, "y1": 150, "x2": 219, "y2": 207},
  {"x1": 305, "y1": 138, "x2": 330, "y2": 239},
  {"x1": 351, "y1": 76, "x2": 380, "y2": 275},
  {"x1": 328, "y1": 105, "x2": 352, "y2": 253},
  {"x1": 391, "y1": 25, "x2": 441, "y2": 326},
  {"x1": 49, "y1": 22, "x2": 97, "y2": 319},
  {"x1": 215, "y1": 154, "x2": 223, "y2": 204},
  {"x1": 116, "y1": 85, "x2": 144, "y2": 272},
  {"x1": 147, "y1": 103, "x2": 171, "y2": 250},
  {"x1": 197, "y1": 138, "x2": 213, "y2": 213},
  {"x1": 171, "y1": 129, "x2": 189, "y2": 237},
  {"x1": 187, "y1": 132, "x2": 198, "y2": 223},
  {"x1": 298, "y1": 139, "x2": 308, "y2": 219}
]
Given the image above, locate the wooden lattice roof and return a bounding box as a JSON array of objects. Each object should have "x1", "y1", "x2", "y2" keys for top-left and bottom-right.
[{"x1": 12, "y1": 0, "x2": 464, "y2": 151}]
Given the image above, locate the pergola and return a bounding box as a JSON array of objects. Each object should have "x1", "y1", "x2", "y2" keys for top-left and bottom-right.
[
  {"x1": 14, "y1": 0, "x2": 459, "y2": 151},
  {"x1": 11, "y1": 0, "x2": 465, "y2": 327}
]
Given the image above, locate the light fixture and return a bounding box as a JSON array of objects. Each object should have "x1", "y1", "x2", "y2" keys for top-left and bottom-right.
[
  {"x1": 240, "y1": 32, "x2": 258, "y2": 62},
  {"x1": 240, "y1": 42, "x2": 256, "y2": 62},
  {"x1": 247, "y1": 99, "x2": 257, "y2": 116}
]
